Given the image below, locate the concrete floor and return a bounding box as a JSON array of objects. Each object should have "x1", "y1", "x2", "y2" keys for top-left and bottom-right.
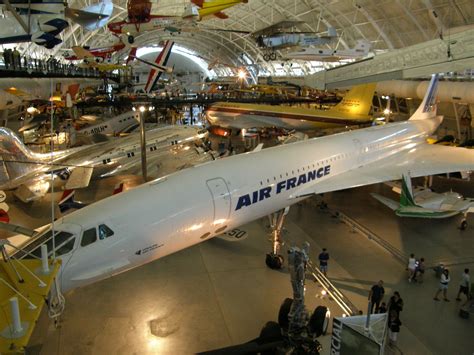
[{"x1": 13, "y1": 172, "x2": 472, "y2": 355}]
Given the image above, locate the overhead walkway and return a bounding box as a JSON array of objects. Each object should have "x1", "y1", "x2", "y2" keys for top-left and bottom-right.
[
  {"x1": 304, "y1": 28, "x2": 474, "y2": 90},
  {"x1": 0, "y1": 63, "x2": 121, "y2": 82}
]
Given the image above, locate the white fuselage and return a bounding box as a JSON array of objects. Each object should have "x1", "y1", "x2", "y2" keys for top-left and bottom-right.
[
  {"x1": 77, "y1": 111, "x2": 140, "y2": 136},
  {"x1": 20, "y1": 117, "x2": 441, "y2": 292}
]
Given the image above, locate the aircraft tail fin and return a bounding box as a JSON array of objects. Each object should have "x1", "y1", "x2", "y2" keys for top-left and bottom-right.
[
  {"x1": 59, "y1": 190, "x2": 87, "y2": 214},
  {"x1": 0, "y1": 127, "x2": 40, "y2": 186},
  {"x1": 329, "y1": 83, "x2": 376, "y2": 117},
  {"x1": 113, "y1": 182, "x2": 124, "y2": 194},
  {"x1": 354, "y1": 39, "x2": 370, "y2": 54},
  {"x1": 327, "y1": 27, "x2": 337, "y2": 38},
  {"x1": 126, "y1": 47, "x2": 137, "y2": 65},
  {"x1": 400, "y1": 174, "x2": 417, "y2": 207},
  {"x1": 409, "y1": 74, "x2": 439, "y2": 121},
  {"x1": 144, "y1": 40, "x2": 174, "y2": 93}
]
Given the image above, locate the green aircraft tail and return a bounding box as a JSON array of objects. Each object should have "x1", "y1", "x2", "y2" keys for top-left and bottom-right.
[{"x1": 400, "y1": 173, "x2": 417, "y2": 207}]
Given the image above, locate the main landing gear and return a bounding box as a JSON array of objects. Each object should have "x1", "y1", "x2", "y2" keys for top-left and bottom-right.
[{"x1": 265, "y1": 207, "x2": 289, "y2": 269}]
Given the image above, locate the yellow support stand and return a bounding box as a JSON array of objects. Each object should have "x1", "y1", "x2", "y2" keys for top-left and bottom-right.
[{"x1": 0, "y1": 250, "x2": 61, "y2": 354}]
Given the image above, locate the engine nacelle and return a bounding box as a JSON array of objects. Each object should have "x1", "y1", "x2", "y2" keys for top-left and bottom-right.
[{"x1": 31, "y1": 32, "x2": 62, "y2": 49}]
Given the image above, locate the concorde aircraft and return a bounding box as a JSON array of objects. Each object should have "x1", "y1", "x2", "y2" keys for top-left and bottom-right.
[
  {"x1": 0, "y1": 125, "x2": 211, "y2": 203},
  {"x1": 7, "y1": 74, "x2": 474, "y2": 293}
]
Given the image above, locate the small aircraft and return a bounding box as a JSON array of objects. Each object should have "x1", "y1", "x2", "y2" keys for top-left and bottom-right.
[
  {"x1": 205, "y1": 82, "x2": 376, "y2": 130},
  {"x1": 64, "y1": 41, "x2": 127, "y2": 61},
  {"x1": 252, "y1": 21, "x2": 338, "y2": 61},
  {"x1": 371, "y1": 174, "x2": 474, "y2": 230},
  {"x1": 5, "y1": 74, "x2": 474, "y2": 294},
  {"x1": 0, "y1": 0, "x2": 113, "y2": 49},
  {"x1": 107, "y1": 0, "x2": 247, "y2": 44},
  {"x1": 283, "y1": 39, "x2": 371, "y2": 62},
  {"x1": 0, "y1": 125, "x2": 211, "y2": 203}
]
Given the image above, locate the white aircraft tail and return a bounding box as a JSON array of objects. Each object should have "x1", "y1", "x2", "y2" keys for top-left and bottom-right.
[
  {"x1": 409, "y1": 74, "x2": 439, "y2": 120},
  {"x1": 0, "y1": 127, "x2": 42, "y2": 185},
  {"x1": 354, "y1": 40, "x2": 370, "y2": 54},
  {"x1": 144, "y1": 40, "x2": 174, "y2": 93}
]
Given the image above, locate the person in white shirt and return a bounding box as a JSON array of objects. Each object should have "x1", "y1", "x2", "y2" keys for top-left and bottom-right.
[
  {"x1": 407, "y1": 253, "x2": 416, "y2": 282},
  {"x1": 434, "y1": 269, "x2": 451, "y2": 301},
  {"x1": 456, "y1": 268, "x2": 471, "y2": 301}
]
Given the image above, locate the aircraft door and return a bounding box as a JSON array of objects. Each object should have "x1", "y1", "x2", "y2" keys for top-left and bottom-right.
[
  {"x1": 206, "y1": 178, "x2": 231, "y2": 224},
  {"x1": 353, "y1": 138, "x2": 366, "y2": 167}
]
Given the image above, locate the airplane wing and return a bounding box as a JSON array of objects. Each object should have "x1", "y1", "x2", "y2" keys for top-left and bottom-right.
[
  {"x1": 292, "y1": 144, "x2": 474, "y2": 198},
  {"x1": 370, "y1": 193, "x2": 399, "y2": 211},
  {"x1": 72, "y1": 46, "x2": 94, "y2": 59},
  {"x1": 65, "y1": 166, "x2": 94, "y2": 190}
]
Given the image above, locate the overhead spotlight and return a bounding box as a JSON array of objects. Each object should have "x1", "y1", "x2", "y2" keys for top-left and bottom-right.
[
  {"x1": 383, "y1": 108, "x2": 391, "y2": 115},
  {"x1": 139, "y1": 106, "x2": 146, "y2": 113},
  {"x1": 148, "y1": 106, "x2": 154, "y2": 111},
  {"x1": 132, "y1": 107, "x2": 136, "y2": 111},
  {"x1": 238, "y1": 69, "x2": 246, "y2": 80}
]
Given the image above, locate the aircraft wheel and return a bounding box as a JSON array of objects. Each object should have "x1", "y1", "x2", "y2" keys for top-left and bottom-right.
[
  {"x1": 128, "y1": 35, "x2": 135, "y2": 44},
  {"x1": 460, "y1": 219, "x2": 468, "y2": 230},
  {"x1": 308, "y1": 306, "x2": 330, "y2": 337},
  {"x1": 263, "y1": 54, "x2": 270, "y2": 62},
  {"x1": 259, "y1": 321, "x2": 282, "y2": 342},
  {"x1": 270, "y1": 52, "x2": 277, "y2": 60},
  {"x1": 259, "y1": 321, "x2": 282, "y2": 355},
  {"x1": 266, "y1": 253, "x2": 284, "y2": 269},
  {"x1": 278, "y1": 298, "x2": 293, "y2": 331}
]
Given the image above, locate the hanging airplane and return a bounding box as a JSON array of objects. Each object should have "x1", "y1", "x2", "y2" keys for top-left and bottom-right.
[
  {"x1": 371, "y1": 174, "x2": 474, "y2": 230},
  {"x1": 6, "y1": 74, "x2": 474, "y2": 293},
  {"x1": 0, "y1": 0, "x2": 113, "y2": 49},
  {"x1": 132, "y1": 40, "x2": 174, "y2": 94},
  {"x1": 107, "y1": 0, "x2": 247, "y2": 44},
  {"x1": 253, "y1": 21, "x2": 338, "y2": 61},
  {"x1": 0, "y1": 125, "x2": 211, "y2": 203},
  {"x1": 283, "y1": 39, "x2": 371, "y2": 62},
  {"x1": 205, "y1": 82, "x2": 376, "y2": 130},
  {"x1": 63, "y1": 41, "x2": 127, "y2": 61}
]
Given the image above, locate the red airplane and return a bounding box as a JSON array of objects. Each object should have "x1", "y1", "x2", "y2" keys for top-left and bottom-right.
[{"x1": 64, "y1": 41, "x2": 126, "y2": 61}]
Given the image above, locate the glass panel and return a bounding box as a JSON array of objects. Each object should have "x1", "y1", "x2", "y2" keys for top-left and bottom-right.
[
  {"x1": 81, "y1": 228, "x2": 97, "y2": 247},
  {"x1": 54, "y1": 231, "x2": 73, "y2": 246},
  {"x1": 56, "y1": 237, "x2": 76, "y2": 256},
  {"x1": 98, "y1": 224, "x2": 114, "y2": 240}
]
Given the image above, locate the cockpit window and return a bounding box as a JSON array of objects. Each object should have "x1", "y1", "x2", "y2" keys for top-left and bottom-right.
[
  {"x1": 81, "y1": 228, "x2": 97, "y2": 247},
  {"x1": 98, "y1": 224, "x2": 114, "y2": 240},
  {"x1": 56, "y1": 235, "x2": 76, "y2": 256}
]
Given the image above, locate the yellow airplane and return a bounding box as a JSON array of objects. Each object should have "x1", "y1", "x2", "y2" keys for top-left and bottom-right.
[
  {"x1": 195, "y1": 0, "x2": 248, "y2": 18},
  {"x1": 78, "y1": 62, "x2": 129, "y2": 72},
  {"x1": 206, "y1": 83, "x2": 377, "y2": 130}
]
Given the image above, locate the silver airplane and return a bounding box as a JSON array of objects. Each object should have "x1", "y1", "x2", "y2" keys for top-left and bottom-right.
[{"x1": 0, "y1": 126, "x2": 212, "y2": 203}]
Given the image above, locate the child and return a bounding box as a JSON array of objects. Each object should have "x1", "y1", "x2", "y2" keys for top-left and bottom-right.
[
  {"x1": 378, "y1": 302, "x2": 387, "y2": 313},
  {"x1": 388, "y1": 310, "x2": 401, "y2": 347}
]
